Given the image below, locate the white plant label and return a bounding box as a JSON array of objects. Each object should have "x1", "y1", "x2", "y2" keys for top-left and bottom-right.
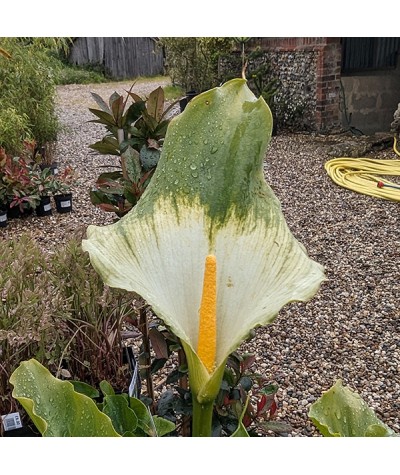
[
  {"x1": 60, "y1": 200, "x2": 71, "y2": 208},
  {"x1": 1, "y1": 412, "x2": 23, "y2": 431},
  {"x1": 0, "y1": 214, "x2": 6, "y2": 222},
  {"x1": 44, "y1": 204, "x2": 51, "y2": 212}
]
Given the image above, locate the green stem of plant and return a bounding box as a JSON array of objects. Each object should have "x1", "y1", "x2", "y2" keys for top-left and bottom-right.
[{"x1": 191, "y1": 398, "x2": 214, "y2": 437}]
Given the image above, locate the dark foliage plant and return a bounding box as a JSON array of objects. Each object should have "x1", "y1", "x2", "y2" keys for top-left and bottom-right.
[{"x1": 88, "y1": 85, "x2": 177, "y2": 217}]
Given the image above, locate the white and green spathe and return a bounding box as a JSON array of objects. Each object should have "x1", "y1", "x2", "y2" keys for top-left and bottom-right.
[{"x1": 82, "y1": 78, "x2": 325, "y2": 409}]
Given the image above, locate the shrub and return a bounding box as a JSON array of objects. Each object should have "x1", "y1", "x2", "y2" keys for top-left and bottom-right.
[
  {"x1": 0, "y1": 107, "x2": 31, "y2": 156},
  {"x1": 55, "y1": 63, "x2": 109, "y2": 85},
  {"x1": 159, "y1": 37, "x2": 234, "y2": 93},
  {"x1": 0, "y1": 38, "x2": 60, "y2": 153}
]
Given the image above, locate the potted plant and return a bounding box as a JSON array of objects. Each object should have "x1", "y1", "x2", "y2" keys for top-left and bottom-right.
[
  {"x1": 1, "y1": 154, "x2": 40, "y2": 218},
  {"x1": 30, "y1": 166, "x2": 55, "y2": 217},
  {"x1": 21, "y1": 139, "x2": 59, "y2": 175},
  {"x1": 52, "y1": 166, "x2": 77, "y2": 213},
  {"x1": 37, "y1": 142, "x2": 58, "y2": 175},
  {"x1": 0, "y1": 180, "x2": 7, "y2": 227}
]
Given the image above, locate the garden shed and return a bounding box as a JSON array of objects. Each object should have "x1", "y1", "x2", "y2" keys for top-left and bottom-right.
[
  {"x1": 68, "y1": 37, "x2": 164, "y2": 80},
  {"x1": 246, "y1": 37, "x2": 400, "y2": 134}
]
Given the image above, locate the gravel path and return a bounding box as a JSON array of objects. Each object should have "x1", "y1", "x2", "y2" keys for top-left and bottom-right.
[{"x1": 1, "y1": 78, "x2": 399, "y2": 437}]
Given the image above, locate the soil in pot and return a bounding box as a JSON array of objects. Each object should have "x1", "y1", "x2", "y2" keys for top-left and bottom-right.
[
  {"x1": 36, "y1": 196, "x2": 52, "y2": 217},
  {"x1": 54, "y1": 193, "x2": 73, "y2": 213}
]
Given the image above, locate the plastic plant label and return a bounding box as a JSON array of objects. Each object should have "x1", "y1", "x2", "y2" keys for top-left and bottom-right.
[
  {"x1": 54, "y1": 168, "x2": 59, "y2": 175},
  {"x1": 60, "y1": 200, "x2": 71, "y2": 208},
  {"x1": 1, "y1": 412, "x2": 23, "y2": 431},
  {"x1": 44, "y1": 203, "x2": 52, "y2": 212},
  {"x1": 0, "y1": 214, "x2": 6, "y2": 222},
  {"x1": 128, "y1": 364, "x2": 139, "y2": 398}
]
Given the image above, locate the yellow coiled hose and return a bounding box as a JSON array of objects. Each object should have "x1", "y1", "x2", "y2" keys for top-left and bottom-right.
[{"x1": 325, "y1": 136, "x2": 400, "y2": 201}]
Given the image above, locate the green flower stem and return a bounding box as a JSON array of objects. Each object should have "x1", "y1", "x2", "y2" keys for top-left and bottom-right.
[{"x1": 192, "y1": 398, "x2": 214, "y2": 437}]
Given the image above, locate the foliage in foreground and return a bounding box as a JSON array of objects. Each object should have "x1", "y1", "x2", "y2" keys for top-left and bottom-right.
[
  {"x1": 11, "y1": 359, "x2": 174, "y2": 437},
  {"x1": 0, "y1": 233, "x2": 135, "y2": 418},
  {"x1": 309, "y1": 379, "x2": 396, "y2": 437}
]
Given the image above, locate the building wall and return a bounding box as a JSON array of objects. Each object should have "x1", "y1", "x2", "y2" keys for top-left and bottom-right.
[
  {"x1": 252, "y1": 38, "x2": 342, "y2": 133},
  {"x1": 340, "y1": 54, "x2": 400, "y2": 134}
]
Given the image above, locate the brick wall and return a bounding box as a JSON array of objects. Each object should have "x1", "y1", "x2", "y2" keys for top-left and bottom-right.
[{"x1": 253, "y1": 38, "x2": 342, "y2": 132}]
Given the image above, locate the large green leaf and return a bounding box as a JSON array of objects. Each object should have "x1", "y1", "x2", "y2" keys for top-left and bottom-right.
[
  {"x1": 10, "y1": 359, "x2": 120, "y2": 437},
  {"x1": 309, "y1": 379, "x2": 396, "y2": 437},
  {"x1": 102, "y1": 394, "x2": 138, "y2": 436}
]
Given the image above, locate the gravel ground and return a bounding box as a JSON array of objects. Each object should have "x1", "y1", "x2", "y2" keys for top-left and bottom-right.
[{"x1": 1, "y1": 78, "x2": 399, "y2": 437}]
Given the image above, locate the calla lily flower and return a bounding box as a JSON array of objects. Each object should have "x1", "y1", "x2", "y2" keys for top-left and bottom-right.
[{"x1": 82, "y1": 78, "x2": 325, "y2": 436}]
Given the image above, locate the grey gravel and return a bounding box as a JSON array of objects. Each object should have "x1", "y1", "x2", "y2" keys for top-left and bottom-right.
[{"x1": 1, "y1": 79, "x2": 399, "y2": 437}]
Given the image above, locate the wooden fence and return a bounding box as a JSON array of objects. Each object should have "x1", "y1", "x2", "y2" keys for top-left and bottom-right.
[{"x1": 68, "y1": 37, "x2": 165, "y2": 79}]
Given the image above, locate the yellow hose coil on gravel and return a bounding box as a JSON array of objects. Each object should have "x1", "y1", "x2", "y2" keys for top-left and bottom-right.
[{"x1": 325, "y1": 136, "x2": 400, "y2": 201}]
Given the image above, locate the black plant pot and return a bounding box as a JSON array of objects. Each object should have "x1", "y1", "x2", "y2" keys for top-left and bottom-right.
[
  {"x1": 36, "y1": 195, "x2": 52, "y2": 217},
  {"x1": 39, "y1": 161, "x2": 59, "y2": 175},
  {"x1": 0, "y1": 209, "x2": 7, "y2": 227},
  {"x1": 54, "y1": 193, "x2": 72, "y2": 213},
  {"x1": 7, "y1": 204, "x2": 21, "y2": 220},
  {"x1": 179, "y1": 90, "x2": 199, "y2": 112},
  {"x1": 3, "y1": 423, "x2": 41, "y2": 437},
  {"x1": 6, "y1": 204, "x2": 33, "y2": 220}
]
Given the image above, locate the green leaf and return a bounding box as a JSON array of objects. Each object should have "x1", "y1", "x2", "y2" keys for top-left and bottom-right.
[
  {"x1": 125, "y1": 101, "x2": 146, "y2": 125},
  {"x1": 90, "y1": 92, "x2": 112, "y2": 114},
  {"x1": 89, "y1": 140, "x2": 120, "y2": 156},
  {"x1": 110, "y1": 94, "x2": 124, "y2": 126},
  {"x1": 146, "y1": 86, "x2": 165, "y2": 123},
  {"x1": 231, "y1": 396, "x2": 250, "y2": 437},
  {"x1": 70, "y1": 381, "x2": 100, "y2": 399},
  {"x1": 88, "y1": 108, "x2": 117, "y2": 128},
  {"x1": 123, "y1": 146, "x2": 142, "y2": 183},
  {"x1": 10, "y1": 359, "x2": 120, "y2": 437},
  {"x1": 128, "y1": 397, "x2": 175, "y2": 436},
  {"x1": 102, "y1": 394, "x2": 138, "y2": 435},
  {"x1": 90, "y1": 189, "x2": 120, "y2": 207},
  {"x1": 100, "y1": 380, "x2": 115, "y2": 396},
  {"x1": 97, "y1": 170, "x2": 124, "y2": 182},
  {"x1": 141, "y1": 109, "x2": 158, "y2": 132},
  {"x1": 152, "y1": 415, "x2": 176, "y2": 437},
  {"x1": 309, "y1": 379, "x2": 396, "y2": 437},
  {"x1": 127, "y1": 91, "x2": 143, "y2": 103}
]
